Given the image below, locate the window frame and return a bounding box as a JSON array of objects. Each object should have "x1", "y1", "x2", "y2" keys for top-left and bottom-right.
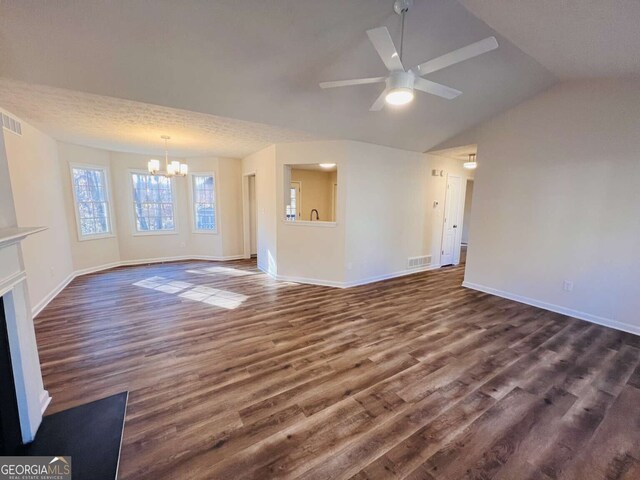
[
  {"x1": 128, "y1": 169, "x2": 179, "y2": 236},
  {"x1": 188, "y1": 172, "x2": 219, "y2": 235},
  {"x1": 69, "y1": 162, "x2": 116, "y2": 242}
]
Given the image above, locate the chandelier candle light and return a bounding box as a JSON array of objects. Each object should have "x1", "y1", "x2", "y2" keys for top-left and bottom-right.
[{"x1": 148, "y1": 135, "x2": 188, "y2": 177}]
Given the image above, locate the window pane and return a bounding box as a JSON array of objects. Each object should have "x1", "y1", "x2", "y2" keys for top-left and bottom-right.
[
  {"x1": 78, "y1": 202, "x2": 93, "y2": 219},
  {"x1": 73, "y1": 167, "x2": 111, "y2": 237},
  {"x1": 95, "y1": 216, "x2": 108, "y2": 234},
  {"x1": 192, "y1": 175, "x2": 216, "y2": 231},
  {"x1": 132, "y1": 173, "x2": 175, "y2": 232}
]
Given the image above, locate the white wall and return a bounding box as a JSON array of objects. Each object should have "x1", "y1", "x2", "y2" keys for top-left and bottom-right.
[
  {"x1": 4, "y1": 121, "x2": 74, "y2": 310},
  {"x1": 344, "y1": 142, "x2": 427, "y2": 284},
  {"x1": 461, "y1": 180, "x2": 474, "y2": 245},
  {"x1": 275, "y1": 141, "x2": 346, "y2": 285},
  {"x1": 463, "y1": 79, "x2": 640, "y2": 334},
  {"x1": 216, "y1": 157, "x2": 244, "y2": 258},
  {"x1": 108, "y1": 152, "x2": 243, "y2": 262},
  {"x1": 243, "y1": 139, "x2": 473, "y2": 287},
  {"x1": 0, "y1": 120, "x2": 48, "y2": 444},
  {"x1": 424, "y1": 153, "x2": 476, "y2": 266},
  {"x1": 0, "y1": 131, "x2": 17, "y2": 228},
  {"x1": 57, "y1": 142, "x2": 121, "y2": 271},
  {"x1": 242, "y1": 145, "x2": 277, "y2": 274},
  {"x1": 3, "y1": 113, "x2": 245, "y2": 315}
]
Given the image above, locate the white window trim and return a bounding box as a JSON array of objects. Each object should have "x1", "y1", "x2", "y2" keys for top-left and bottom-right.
[
  {"x1": 69, "y1": 162, "x2": 116, "y2": 242},
  {"x1": 188, "y1": 172, "x2": 219, "y2": 235},
  {"x1": 128, "y1": 169, "x2": 179, "y2": 236}
]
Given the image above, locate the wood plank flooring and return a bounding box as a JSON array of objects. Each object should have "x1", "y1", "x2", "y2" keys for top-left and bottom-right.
[{"x1": 34, "y1": 260, "x2": 640, "y2": 479}]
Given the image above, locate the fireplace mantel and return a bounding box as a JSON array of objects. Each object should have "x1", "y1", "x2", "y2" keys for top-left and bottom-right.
[
  {"x1": 0, "y1": 227, "x2": 47, "y2": 249},
  {"x1": 0, "y1": 225, "x2": 49, "y2": 444}
]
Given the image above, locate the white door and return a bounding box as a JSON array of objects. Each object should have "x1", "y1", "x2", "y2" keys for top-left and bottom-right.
[{"x1": 440, "y1": 175, "x2": 462, "y2": 265}]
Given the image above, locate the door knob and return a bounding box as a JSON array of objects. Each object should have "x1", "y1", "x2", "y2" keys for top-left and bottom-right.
[{"x1": 453, "y1": 225, "x2": 458, "y2": 228}]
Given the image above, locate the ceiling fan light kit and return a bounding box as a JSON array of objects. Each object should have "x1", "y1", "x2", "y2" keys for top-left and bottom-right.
[
  {"x1": 385, "y1": 71, "x2": 415, "y2": 106},
  {"x1": 319, "y1": 0, "x2": 499, "y2": 111}
]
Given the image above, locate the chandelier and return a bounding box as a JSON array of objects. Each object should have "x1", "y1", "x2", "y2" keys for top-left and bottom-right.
[{"x1": 147, "y1": 135, "x2": 188, "y2": 177}]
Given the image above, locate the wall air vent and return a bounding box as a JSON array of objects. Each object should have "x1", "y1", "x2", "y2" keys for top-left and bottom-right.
[
  {"x1": 408, "y1": 255, "x2": 431, "y2": 269},
  {"x1": 2, "y1": 112, "x2": 22, "y2": 136}
]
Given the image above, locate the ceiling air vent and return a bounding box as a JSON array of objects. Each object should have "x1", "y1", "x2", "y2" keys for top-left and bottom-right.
[
  {"x1": 2, "y1": 112, "x2": 22, "y2": 136},
  {"x1": 408, "y1": 255, "x2": 431, "y2": 269}
]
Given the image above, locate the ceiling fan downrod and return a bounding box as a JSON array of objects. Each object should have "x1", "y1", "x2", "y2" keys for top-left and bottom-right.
[{"x1": 394, "y1": 0, "x2": 413, "y2": 63}]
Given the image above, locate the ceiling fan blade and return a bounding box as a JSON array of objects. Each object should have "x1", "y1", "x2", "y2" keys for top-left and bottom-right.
[
  {"x1": 414, "y1": 77, "x2": 462, "y2": 100},
  {"x1": 369, "y1": 88, "x2": 389, "y2": 111},
  {"x1": 414, "y1": 37, "x2": 499, "y2": 76},
  {"x1": 319, "y1": 77, "x2": 386, "y2": 89},
  {"x1": 366, "y1": 27, "x2": 405, "y2": 72}
]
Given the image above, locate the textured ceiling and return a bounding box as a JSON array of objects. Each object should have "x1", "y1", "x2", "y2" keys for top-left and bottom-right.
[
  {"x1": 0, "y1": 79, "x2": 317, "y2": 157},
  {"x1": 0, "y1": 0, "x2": 556, "y2": 154},
  {"x1": 458, "y1": 0, "x2": 640, "y2": 79}
]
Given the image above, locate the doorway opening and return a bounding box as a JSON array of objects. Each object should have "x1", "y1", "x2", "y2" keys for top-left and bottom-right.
[
  {"x1": 440, "y1": 174, "x2": 462, "y2": 267},
  {"x1": 242, "y1": 173, "x2": 257, "y2": 262},
  {"x1": 248, "y1": 175, "x2": 257, "y2": 258},
  {"x1": 430, "y1": 144, "x2": 477, "y2": 270},
  {"x1": 460, "y1": 178, "x2": 474, "y2": 266}
]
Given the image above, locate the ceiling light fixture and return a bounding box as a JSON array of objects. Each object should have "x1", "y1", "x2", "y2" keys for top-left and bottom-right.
[
  {"x1": 319, "y1": 163, "x2": 337, "y2": 169},
  {"x1": 319, "y1": 0, "x2": 499, "y2": 111},
  {"x1": 147, "y1": 135, "x2": 188, "y2": 177},
  {"x1": 385, "y1": 1, "x2": 414, "y2": 106},
  {"x1": 385, "y1": 72, "x2": 415, "y2": 105},
  {"x1": 463, "y1": 153, "x2": 477, "y2": 169}
]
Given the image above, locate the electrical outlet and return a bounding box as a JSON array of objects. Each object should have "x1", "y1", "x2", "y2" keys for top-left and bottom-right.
[{"x1": 563, "y1": 280, "x2": 574, "y2": 292}]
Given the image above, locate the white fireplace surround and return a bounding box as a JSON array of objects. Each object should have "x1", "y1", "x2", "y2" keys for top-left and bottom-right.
[{"x1": 0, "y1": 227, "x2": 50, "y2": 443}]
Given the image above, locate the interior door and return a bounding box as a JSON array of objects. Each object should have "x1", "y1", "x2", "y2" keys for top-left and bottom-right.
[{"x1": 440, "y1": 175, "x2": 461, "y2": 265}]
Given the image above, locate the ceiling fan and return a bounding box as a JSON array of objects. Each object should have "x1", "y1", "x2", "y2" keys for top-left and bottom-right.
[{"x1": 319, "y1": 0, "x2": 499, "y2": 111}]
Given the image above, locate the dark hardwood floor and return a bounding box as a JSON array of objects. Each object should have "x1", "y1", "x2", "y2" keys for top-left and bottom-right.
[{"x1": 34, "y1": 259, "x2": 640, "y2": 479}]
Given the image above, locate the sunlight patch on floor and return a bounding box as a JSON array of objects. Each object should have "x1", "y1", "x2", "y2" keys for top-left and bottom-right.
[{"x1": 133, "y1": 276, "x2": 248, "y2": 309}]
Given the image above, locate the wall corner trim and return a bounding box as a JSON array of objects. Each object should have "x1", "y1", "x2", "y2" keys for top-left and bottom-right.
[
  {"x1": 39, "y1": 390, "x2": 51, "y2": 416},
  {"x1": 462, "y1": 281, "x2": 640, "y2": 337}
]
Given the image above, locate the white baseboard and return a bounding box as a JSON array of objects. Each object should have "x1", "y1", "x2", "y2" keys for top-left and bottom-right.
[
  {"x1": 343, "y1": 264, "x2": 442, "y2": 288},
  {"x1": 31, "y1": 272, "x2": 76, "y2": 318},
  {"x1": 260, "y1": 264, "x2": 442, "y2": 289},
  {"x1": 32, "y1": 254, "x2": 247, "y2": 317},
  {"x1": 462, "y1": 281, "x2": 640, "y2": 337},
  {"x1": 270, "y1": 272, "x2": 345, "y2": 288},
  {"x1": 39, "y1": 389, "x2": 51, "y2": 415}
]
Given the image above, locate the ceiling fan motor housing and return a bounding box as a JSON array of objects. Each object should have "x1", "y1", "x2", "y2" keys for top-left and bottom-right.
[
  {"x1": 387, "y1": 70, "x2": 415, "y2": 91},
  {"x1": 394, "y1": 0, "x2": 414, "y2": 15}
]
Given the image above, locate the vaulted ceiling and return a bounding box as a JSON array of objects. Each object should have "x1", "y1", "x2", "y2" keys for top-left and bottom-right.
[
  {"x1": 458, "y1": 0, "x2": 640, "y2": 79},
  {"x1": 0, "y1": 0, "x2": 560, "y2": 156}
]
